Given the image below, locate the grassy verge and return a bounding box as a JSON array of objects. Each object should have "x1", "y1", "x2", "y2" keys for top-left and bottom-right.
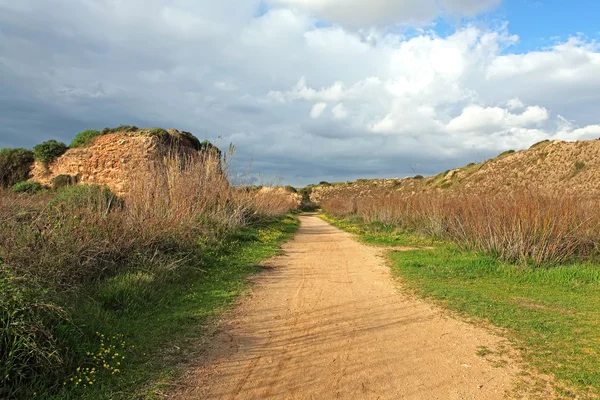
[
  {"x1": 44, "y1": 214, "x2": 298, "y2": 399},
  {"x1": 322, "y1": 214, "x2": 600, "y2": 399}
]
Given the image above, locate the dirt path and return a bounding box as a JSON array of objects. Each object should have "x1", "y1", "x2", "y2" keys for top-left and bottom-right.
[{"x1": 176, "y1": 214, "x2": 526, "y2": 399}]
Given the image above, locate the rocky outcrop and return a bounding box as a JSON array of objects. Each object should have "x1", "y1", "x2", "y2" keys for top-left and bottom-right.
[{"x1": 30, "y1": 130, "x2": 203, "y2": 195}]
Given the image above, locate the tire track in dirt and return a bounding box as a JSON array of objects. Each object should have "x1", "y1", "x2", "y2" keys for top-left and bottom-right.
[{"x1": 175, "y1": 214, "x2": 534, "y2": 399}]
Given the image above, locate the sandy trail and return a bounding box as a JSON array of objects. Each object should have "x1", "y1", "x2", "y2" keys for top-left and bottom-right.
[{"x1": 176, "y1": 214, "x2": 524, "y2": 399}]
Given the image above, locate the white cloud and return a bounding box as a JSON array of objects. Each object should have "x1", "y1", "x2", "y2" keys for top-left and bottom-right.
[
  {"x1": 332, "y1": 103, "x2": 348, "y2": 120},
  {"x1": 447, "y1": 105, "x2": 548, "y2": 134},
  {"x1": 506, "y1": 98, "x2": 524, "y2": 110},
  {"x1": 310, "y1": 102, "x2": 327, "y2": 118}
]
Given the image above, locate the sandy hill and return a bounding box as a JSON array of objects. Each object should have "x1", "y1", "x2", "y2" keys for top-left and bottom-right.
[
  {"x1": 31, "y1": 128, "x2": 215, "y2": 195},
  {"x1": 311, "y1": 139, "x2": 600, "y2": 202}
]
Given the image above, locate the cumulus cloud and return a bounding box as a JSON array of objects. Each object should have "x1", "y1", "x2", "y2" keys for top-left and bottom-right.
[
  {"x1": 332, "y1": 103, "x2": 348, "y2": 120},
  {"x1": 310, "y1": 102, "x2": 327, "y2": 118},
  {"x1": 446, "y1": 105, "x2": 549, "y2": 134},
  {"x1": 2, "y1": 1, "x2": 600, "y2": 185}
]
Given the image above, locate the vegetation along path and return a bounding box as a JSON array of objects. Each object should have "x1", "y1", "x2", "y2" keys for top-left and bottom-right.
[{"x1": 176, "y1": 214, "x2": 529, "y2": 399}]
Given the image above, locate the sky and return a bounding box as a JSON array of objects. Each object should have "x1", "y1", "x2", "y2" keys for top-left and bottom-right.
[{"x1": 1, "y1": 1, "x2": 600, "y2": 186}]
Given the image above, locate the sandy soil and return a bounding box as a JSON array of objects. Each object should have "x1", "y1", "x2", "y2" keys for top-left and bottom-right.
[{"x1": 175, "y1": 214, "x2": 528, "y2": 399}]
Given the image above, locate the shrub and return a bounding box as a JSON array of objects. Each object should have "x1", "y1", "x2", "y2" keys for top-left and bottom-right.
[
  {"x1": 319, "y1": 181, "x2": 331, "y2": 186},
  {"x1": 51, "y1": 174, "x2": 78, "y2": 190},
  {"x1": 498, "y1": 150, "x2": 515, "y2": 157},
  {"x1": 0, "y1": 148, "x2": 34, "y2": 188},
  {"x1": 181, "y1": 131, "x2": 202, "y2": 151},
  {"x1": 147, "y1": 127, "x2": 169, "y2": 138},
  {"x1": 11, "y1": 181, "x2": 46, "y2": 194},
  {"x1": 33, "y1": 140, "x2": 68, "y2": 166},
  {"x1": 284, "y1": 185, "x2": 297, "y2": 193},
  {"x1": 575, "y1": 161, "x2": 585, "y2": 171},
  {"x1": 413, "y1": 175, "x2": 424, "y2": 179},
  {"x1": 70, "y1": 129, "x2": 101, "y2": 148}
]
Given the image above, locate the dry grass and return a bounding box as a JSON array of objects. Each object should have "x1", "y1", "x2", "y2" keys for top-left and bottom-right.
[{"x1": 321, "y1": 191, "x2": 600, "y2": 265}]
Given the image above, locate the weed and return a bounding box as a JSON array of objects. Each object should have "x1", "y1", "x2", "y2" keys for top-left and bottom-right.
[{"x1": 11, "y1": 181, "x2": 46, "y2": 194}]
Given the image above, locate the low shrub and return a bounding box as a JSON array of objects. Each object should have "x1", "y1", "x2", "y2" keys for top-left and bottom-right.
[
  {"x1": 0, "y1": 148, "x2": 34, "y2": 188},
  {"x1": 33, "y1": 140, "x2": 68, "y2": 166},
  {"x1": 147, "y1": 127, "x2": 169, "y2": 138},
  {"x1": 101, "y1": 125, "x2": 139, "y2": 135},
  {"x1": 51, "y1": 174, "x2": 78, "y2": 190},
  {"x1": 498, "y1": 149, "x2": 515, "y2": 157},
  {"x1": 530, "y1": 139, "x2": 550, "y2": 149},
  {"x1": 11, "y1": 181, "x2": 46, "y2": 194},
  {"x1": 575, "y1": 161, "x2": 585, "y2": 171},
  {"x1": 70, "y1": 129, "x2": 101, "y2": 148}
]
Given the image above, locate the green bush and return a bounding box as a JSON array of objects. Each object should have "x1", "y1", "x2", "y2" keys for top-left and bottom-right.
[
  {"x1": 319, "y1": 181, "x2": 331, "y2": 186},
  {"x1": 51, "y1": 174, "x2": 78, "y2": 190},
  {"x1": 10, "y1": 181, "x2": 46, "y2": 194},
  {"x1": 33, "y1": 140, "x2": 68, "y2": 166},
  {"x1": 284, "y1": 185, "x2": 297, "y2": 193},
  {"x1": 70, "y1": 130, "x2": 101, "y2": 148},
  {"x1": 0, "y1": 148, "x2": 34, "y2": 188},
  {"x1": 413, "y1": 175, "x2": 424, "y2": 179},
  {"x1": 575, "y1": 161, "x2": 586, "y2": 171},
  {"x1": 50, "y1": 185, "x2": 123, "y2": 212}
]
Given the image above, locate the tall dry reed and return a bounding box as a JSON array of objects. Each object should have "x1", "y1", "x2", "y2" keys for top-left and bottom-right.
[{"x1": 321, "y1": 191, "x2": 600, "y2": 265}]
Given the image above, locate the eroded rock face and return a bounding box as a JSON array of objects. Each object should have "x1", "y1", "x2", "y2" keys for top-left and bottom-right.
[{"x1": 30, "y1": 133, "x2": 169, "y2": 195}]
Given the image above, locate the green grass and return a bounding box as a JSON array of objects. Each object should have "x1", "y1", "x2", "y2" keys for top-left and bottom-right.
[
  {"x1": 41, "y1": 214, "x2": 299, "y2": 399},
  {"x1": 322, "y1": 214, "x2": 600, "y2": 399}
]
